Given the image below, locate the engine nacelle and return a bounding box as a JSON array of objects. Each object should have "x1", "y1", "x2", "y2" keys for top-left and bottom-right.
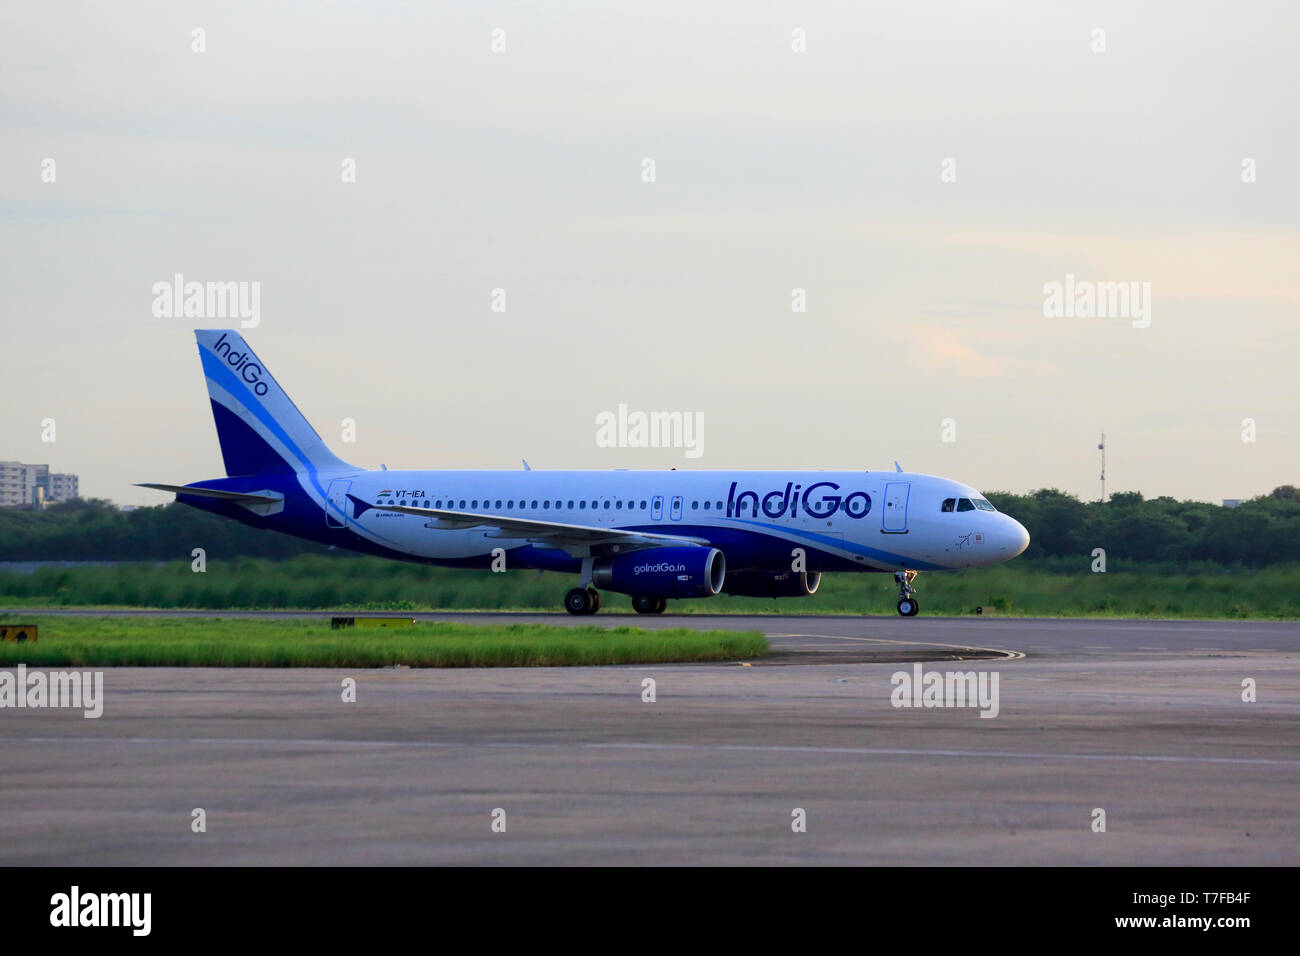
[
  {"x1": 721, "y1": 570, "x2": 821, "y2": 598},
  {"x1": 591, "y1": 547, "x2": 726, "y2": 598}
]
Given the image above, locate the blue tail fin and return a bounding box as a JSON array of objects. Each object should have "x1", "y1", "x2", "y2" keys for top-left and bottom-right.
[{"x1": 195, "y1": 330, "x2": 354, "y2": 477}]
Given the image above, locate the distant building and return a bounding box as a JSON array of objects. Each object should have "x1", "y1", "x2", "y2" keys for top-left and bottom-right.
[
  {"x1": 0, "y1": 461, "x2": 79, "y2": 506},
  {"x1": 0, "y1": 461, "x2": 44, "y2": 506},
  {"x1": 48, "y1": 472, "x2": 79, "y2": 501},
  {"x1": 1222, "y1": 499, "x2": 1242, "y2": 508}
]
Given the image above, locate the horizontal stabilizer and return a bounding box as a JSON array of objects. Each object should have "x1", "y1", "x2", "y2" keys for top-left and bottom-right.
[{"x1": 137, "y1": 483, "x2": 285, "y2": 516}]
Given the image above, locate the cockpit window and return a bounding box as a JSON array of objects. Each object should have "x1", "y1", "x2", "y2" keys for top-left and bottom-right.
[
  {"x1": 973, "y1": 498, "x2": 996, "y2": 512},
  {"x1": 941, "y1": 498, "x2": 955, "y2": 513},
  {"x1": 956, "y1": 498, "x2": 976, "y2": 512}
]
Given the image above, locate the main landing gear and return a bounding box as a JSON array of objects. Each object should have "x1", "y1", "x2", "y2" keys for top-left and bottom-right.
[
  {"x1": 895, "y1": 570, "x2": 920, "y2": 617},
  {"x1": 563, "y1": 589, "x2": 668, "y2": 615},
  {"x1": 565, "y1": 557, "x2": 604, "y2": 615},
  {"x1": 564, "y1": 587, "x2": 602, "y2": 616},
  {"x1": 632, "y1": 595, "x2": 668, "y2": 615}
]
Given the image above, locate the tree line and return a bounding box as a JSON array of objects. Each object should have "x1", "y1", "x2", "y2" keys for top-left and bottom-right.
[
  {"x1": 0, "y1": 499, "x2": 325, "y2": 561},
  {"x1": 1, "y1": 487, "x2": 1298, "y2": 567},
  {"x1": 984, "y1": 486, "x2": 1300, "y2": 567}
]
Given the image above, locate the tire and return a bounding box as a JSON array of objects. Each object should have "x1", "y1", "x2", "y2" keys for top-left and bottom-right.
[
  {"x1": 632, "y1": 595, "x2": 658, "y2": 614},
  {"x1": 565, "y1": 588, "x2": 593, "y2": 615},
  {"x1": 897, "y1": 598, "x2": 918, "y2": 617},
  {"x1": 588, "y1": 588, "x2": 602, "y2": 613}
]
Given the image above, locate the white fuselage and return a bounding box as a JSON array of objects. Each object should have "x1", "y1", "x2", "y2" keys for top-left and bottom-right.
[{"x1": 318, "y1": 468, "x2": 1030, "y2": 573}]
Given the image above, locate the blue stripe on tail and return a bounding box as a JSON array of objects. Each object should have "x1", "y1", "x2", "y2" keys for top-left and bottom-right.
[{"x1": 210, "y1": 400, "x2": 294, "y2": 476}]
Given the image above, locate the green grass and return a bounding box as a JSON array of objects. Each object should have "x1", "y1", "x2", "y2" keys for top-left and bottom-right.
[
  {"x1": 1, "y1": 555, "x2": 1298, "y2": 619},
  {"x1": 0, "y1": 616, "x2": 769, "y2": 668}
]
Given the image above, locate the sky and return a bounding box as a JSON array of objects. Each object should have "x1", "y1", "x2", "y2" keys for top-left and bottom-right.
[{"x1": 2, "y1": 1, "x2": 1296, "y2": 506}]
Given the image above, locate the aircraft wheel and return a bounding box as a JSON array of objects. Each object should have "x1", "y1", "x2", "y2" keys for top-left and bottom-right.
[
  {"x1": 632, "y1": 595, "x2": 667, "y2": 614},
  {"x1": 565, "y1": 588, "x2": 594, "y2": 615},
  {"x1": 588, "y1": 588, "x2": 602, "y2": 613},
  {"x1": 897, "y1": 597, "x2": 919, "y2": 617}
]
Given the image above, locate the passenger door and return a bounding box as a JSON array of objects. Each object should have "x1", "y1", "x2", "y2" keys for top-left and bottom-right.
[{"x1": 881, "y1": 481, "x2": 910, "y2": 533}]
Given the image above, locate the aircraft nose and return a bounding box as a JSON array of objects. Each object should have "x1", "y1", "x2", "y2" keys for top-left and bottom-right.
[{"x1": 1006, "y1": 517, "x2": 1030, "y2": 557}]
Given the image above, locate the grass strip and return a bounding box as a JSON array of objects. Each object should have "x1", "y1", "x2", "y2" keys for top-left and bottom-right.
[{"x1": 0, "y1": 616, "x2": 768, "y2": 668}]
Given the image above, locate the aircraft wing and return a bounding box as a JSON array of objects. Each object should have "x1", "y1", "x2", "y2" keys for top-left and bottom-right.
[{"x1": 361, "y1": 499, "x2": 710, "y2": 556}]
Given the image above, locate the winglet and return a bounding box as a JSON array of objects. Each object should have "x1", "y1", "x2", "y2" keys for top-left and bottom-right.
[
  {"x1": 894, "y1": 461, "x2": 903, "y2": 473},
  {"x1": 522, "y1": 459, "x2": 532, "y2": 471}
]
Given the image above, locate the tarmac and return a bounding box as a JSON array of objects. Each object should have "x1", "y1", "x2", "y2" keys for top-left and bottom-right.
[{"x1": 1, "y1": 612, "x2": 1296, "y2": 864}]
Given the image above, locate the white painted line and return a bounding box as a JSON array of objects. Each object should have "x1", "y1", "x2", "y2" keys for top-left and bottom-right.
[
  {"x1": 768, "y1": 632, "x2": 1024, "y2": 660},
  {"x1": 10, "y1": 735, "x2": 1299, "y2": 767}
]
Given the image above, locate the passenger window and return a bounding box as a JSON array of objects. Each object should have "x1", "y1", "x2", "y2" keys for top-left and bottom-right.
[
  {"x1": 603, "y1": 501, "x2": 610, "y2": 509},
  {"x1": 530, "y1": 500, "x2": 538, "y2": 509},
  {"x1": 472, "y1": 500, "x2": 479, "y2": 508},
  {"x1": 641, "y1": 501, "x2": 647, "y2": 509},
  {"x1": 567, "y1": 500, "x2": 574, "y2": 509},
  {"x1": 941, "y1": 498, "x2": 955, "y2": 513},
  {"x1": 703, "y1": 501, "x2": 711, "y2": 510},
  {"x1": 423, "y1": 500, "x2": 429, "y2": 508},
  {"x1": 691, "y1": 501, "x2": 698, "y2": 510},
  {"x1": 399, "y1": 500, "x2": 406, "y2": 506},
  {"x1": 543, "y1": 500, "x2": 550, "y2": 509},
  {"x1": 579, "y1": 501, "x2": 586, "y2": 509},
  {"x1": 459, "y1": 500, "x2": 466, "y2": 508},
  {"x1": 956, "y1": 498, "x2": 975, "y2": 512},
  {"x1": 716, "y1": 501, "x2": 722, "y2": 510}
]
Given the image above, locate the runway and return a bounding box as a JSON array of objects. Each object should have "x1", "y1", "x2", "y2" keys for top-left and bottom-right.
[{"x1": 1, "y1": 612, "x2": 1297, "y2": 865}]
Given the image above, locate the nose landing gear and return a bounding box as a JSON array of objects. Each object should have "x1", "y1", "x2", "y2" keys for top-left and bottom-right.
[{"x1": 895, "y1": 570, "x2": 920, "y2": 617}]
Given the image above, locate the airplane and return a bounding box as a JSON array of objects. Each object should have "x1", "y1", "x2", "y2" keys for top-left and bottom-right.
[{"x1": 141, "y1": 330, "x2": 1030, "y2": 617}]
